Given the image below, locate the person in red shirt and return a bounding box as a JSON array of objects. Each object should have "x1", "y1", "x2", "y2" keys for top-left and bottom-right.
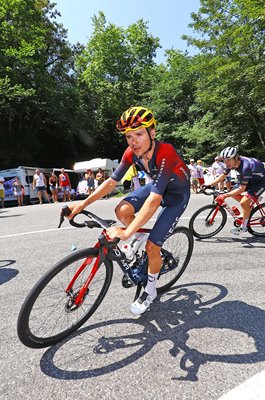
[{"x1": 59, "y1": 168, "x2": 71, "y2": 202}]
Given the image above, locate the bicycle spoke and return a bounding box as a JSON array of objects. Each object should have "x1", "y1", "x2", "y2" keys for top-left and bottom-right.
[{"x1": 17, "y1": 248, "x2": 113, "y2": 348}]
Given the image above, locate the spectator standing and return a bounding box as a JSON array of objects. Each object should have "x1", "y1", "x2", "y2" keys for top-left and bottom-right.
[
  {"x1": 211, "y1": 156, "x2": 225, "y2": 190},
  {"x1": 0, "y1": 175, "x2": 5, "y2": 208},
  {"x1": 59, "y1": 168, "x2": 71, "y2": 202},
  {"x1": 33, "y1": 169, "x2": 50, "y2": 204},
  {"x1": 49, "y1": 172, "x2": 59, "y2": 203},
  {"x1": 85, "y1": 169, "x2": 95, "y2": 195},
  {"x1": 12, "y1": 176, "x2": 23, "y2": 206},
  {"x1": 188, "y1": 159, "x2": 199, "y2": 193},
  {"x1": 196, "y1": 160, "x2": 205, "y2": 190},
  {"x1": 96, "y1": 168, "x2": 105, "y2": 187}
]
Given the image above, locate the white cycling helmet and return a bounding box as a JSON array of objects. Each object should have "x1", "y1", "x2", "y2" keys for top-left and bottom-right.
[{"x1": 220, "y1": 146, "x2": 238, "y2": 159}]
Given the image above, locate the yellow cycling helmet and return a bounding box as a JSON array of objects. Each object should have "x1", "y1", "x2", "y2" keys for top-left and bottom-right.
[{"x1": 116, "y1": 106, "x2": 156, "y2": 134}]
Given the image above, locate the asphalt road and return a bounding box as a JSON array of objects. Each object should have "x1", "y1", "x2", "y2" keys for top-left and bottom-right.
[{"x1": 1, "y1": 193, "x2": 265, "y2": 400}]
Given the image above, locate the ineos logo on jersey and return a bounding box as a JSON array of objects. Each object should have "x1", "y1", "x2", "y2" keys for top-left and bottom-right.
[
  {"x1": 153, "y1": 158, "x2": 165, "y2": 187},
  {"x1": 180, "y1": 166, "x2": 189, "y2": 180},
  {"x1": 163, "y1": 217, "x2": 180, "y2": 241}
]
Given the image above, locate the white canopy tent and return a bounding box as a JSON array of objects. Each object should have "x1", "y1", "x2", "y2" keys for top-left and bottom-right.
[{"x1": 73, "y1": 158, "x2": 119, "y2": 173}]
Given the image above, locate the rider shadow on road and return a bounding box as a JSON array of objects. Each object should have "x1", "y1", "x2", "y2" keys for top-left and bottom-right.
[
  {"x1": 40, "y1": 281, "x2": 265, "y2": 381},
  {"x1": 195, "y1": 235, "x2": 265, "y2": 249},
  {"x1": 0, "y1": 259, "x2": 18, "y2": 285}
]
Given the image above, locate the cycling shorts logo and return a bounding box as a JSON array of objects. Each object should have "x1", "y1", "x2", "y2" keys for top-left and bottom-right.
[{"x1": 130, "y1": 197, "x2": 138, "y2": 202}]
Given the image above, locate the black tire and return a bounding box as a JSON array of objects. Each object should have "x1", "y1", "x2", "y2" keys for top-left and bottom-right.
[
  {"x1": 17, "y1": 248, "x2": 113, "y2": 348},
  {"x1": 189, "y1": 204, "x2": 227, "y2": 239},
  {"x1": 156, "y1": 227, "x2": 194, "y2": 293},
  {"x1": 248, "y1": 202, "x2": 265, "y2": 237}
]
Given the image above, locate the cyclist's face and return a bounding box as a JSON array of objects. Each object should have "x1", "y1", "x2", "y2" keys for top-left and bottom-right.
[
  {"x1": 125, "y1": 128, "x2": 152, "y2": 157},
  {"x1": 224, "y1": 157, "x2": 236, "y2": 169}
]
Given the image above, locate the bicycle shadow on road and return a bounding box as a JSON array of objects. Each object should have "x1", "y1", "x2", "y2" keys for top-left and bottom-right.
[
  {"x1": 40, "y1": 282, "x2": 265, "y2": 381},
  {"x1": 0, "y1": 259, "x2": 18, "y2": 285},
  {"x1": 194, "y1": 235, "x2": 265, "y2": 248}
]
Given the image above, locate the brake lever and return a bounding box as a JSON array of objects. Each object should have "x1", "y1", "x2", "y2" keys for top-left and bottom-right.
[{"x1": 58, "y1": 205, "x2": 71, "y2": 228}]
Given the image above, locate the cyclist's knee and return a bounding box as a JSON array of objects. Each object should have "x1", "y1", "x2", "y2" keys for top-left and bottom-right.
[
  {"x1": 145, "y1": 240, "x2": 161, "y2": 256},
  {"x1": 115, "y1": 200, "x2": 134, "y2": 221},
  {"x1": 240, "y1": 196, "x2": 251, "y2": 208}
]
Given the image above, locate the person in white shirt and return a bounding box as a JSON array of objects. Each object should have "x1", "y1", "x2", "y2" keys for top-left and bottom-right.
[
  {"x1": 188, "y1": 159, "x2": 199, "y2": 193},
  {"x1": 211, "y1": 157, "x2": 225, "y2": 190},
  {"x1": 196, "y1": 160, "x2": 205, "y2": 190},
  {"x1": 32, "y1": 169, "x2": 51, "y2": 204}
]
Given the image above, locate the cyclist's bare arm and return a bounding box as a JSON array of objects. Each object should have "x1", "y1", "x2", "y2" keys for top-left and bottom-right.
[
  {"x1": 69, "y1": 178, "x2": 117, "y2": 218},
  {"x1": 128, "y1": 193, "x2": 161, "y2": 234},
  {"x1": 108, "y1": 192, "x2": 162, "y2": 240},
  {"x1": 223, "y1": 183, "x2": 247, "y2": 199},
  {"x1": 210, "y1": 173, "x2": 226, "y2": 187}
]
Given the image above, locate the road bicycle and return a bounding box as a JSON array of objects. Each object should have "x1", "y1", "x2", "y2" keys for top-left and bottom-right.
[
  {"x1": 17, "y1": 205, "x2": 194, "y2": 348},
  {"x1": 189, "y1": 188, "x2": 265, "y2": 239}
]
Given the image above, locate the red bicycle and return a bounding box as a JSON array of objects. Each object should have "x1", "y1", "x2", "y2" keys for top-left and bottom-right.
[
  {"x1": 189, "y1": 188, "x2": 265, "y2": 238},
  {"x1": 17, "y1": 206, "x2": 193, "y2": 348}
]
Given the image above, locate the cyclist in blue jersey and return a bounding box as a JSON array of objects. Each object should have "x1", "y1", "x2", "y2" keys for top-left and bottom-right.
[
  {"x1": 67, "y1": 106, "x2": 190, "y2": 314},
  {"x1": 205, "y1": 146, "x2": 265, "y2": 235}
]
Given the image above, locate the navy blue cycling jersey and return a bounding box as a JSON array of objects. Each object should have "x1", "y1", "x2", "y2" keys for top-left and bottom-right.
[
  {"x1": 111, "y1": 140, "x2": 190, "y2": 199},
  {"x1": 224, "y1": 156, "x2": 265, "y2": 186}
]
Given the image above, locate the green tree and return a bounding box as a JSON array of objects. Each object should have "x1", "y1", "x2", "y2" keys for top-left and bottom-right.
[
  {"x1": 146, "y1": 50, "x2": 198, "y2": 158},
  {"x1": 183, "y1": 0, "x2": 265, "y2": 158},
  {"x1": 76, "y1": 11, "x2": 160, "y2": 160},
  {"x1": 0, "y1": 0, "x2": 82, "y2": 168}
]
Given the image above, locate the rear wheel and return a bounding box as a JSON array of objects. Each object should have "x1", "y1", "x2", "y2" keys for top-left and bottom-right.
[
  {"x1": 189, "y1": 204, "x2": 227, "y2": 239},
  {"x1": 248, "y1": 203, "x2": 265, "y2": 237},
  {"x1": 17, "y1": 248, "x2": 113, "y2": 348},
  {"x1": 156, "y1": 227, "x2": 194, "y2": 293}
]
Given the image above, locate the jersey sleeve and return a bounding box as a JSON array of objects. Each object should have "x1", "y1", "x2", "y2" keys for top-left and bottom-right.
[{"x1": 111, "y1": 147, "x2": 133, "y2": 182}]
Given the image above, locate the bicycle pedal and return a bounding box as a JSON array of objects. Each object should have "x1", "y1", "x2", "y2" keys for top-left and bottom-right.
[{"x1": 122, "y1": 274, "x2": 134, "y2": 288}]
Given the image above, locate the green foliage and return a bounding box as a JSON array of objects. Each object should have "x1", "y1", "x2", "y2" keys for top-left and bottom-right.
[
  {"x1": 75, "y1": 11, "x2": 161, "y2": 161},
  {"x1": 1, "y1": 1, "x2": 265, "y2": 171},
  {"x1": 0, "y1": 0, "x2": 82, "y2": 168},
  {"x1": 183, "y1": 0, "x2": 265, "y2": 158}
]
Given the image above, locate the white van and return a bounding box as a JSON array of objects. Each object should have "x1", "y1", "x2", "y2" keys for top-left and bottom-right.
[
  {"x1": 0, "y1": 166, "x2": 82, "y2": 206},
  {"x1": 0, "y1": 166, "x2": 51, "y2": 205}
]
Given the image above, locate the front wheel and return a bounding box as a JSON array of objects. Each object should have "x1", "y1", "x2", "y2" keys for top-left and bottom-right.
[
  {"x1": 156, "y1": 227, "x2": 194, "y2": 293},
  {"x1": 17, "y1": 248, "x2": 113, "y2": 348},
  {"x1": 248, "y1": 202, "x2": 265, "y2": 237},
  {"x1": 189, "y1": 204, "x2": 227, "y2": 239}
]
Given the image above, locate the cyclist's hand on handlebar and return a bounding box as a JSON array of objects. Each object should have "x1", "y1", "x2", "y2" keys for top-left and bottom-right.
[
  {"x1": 215, "y1": 194, "x2": 226, "y2": 205},
  {"x1": 201, "y1": 184, "x2": 211, "y2": 191},
  {"x1": 66, "y1": 202, "x2": 86, "y2": 219},
  {"x1": 106, "y1": 226, "x2": 129, "y2": 241}
]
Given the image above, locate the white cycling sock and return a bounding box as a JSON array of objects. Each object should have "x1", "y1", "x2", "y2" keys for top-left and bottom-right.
[
  {"x1": 145, "y1": 272, "x2": 159, "y2": 296},
  {"x1": 242, "y1": 219, "x2": 248, "y2": 229}
]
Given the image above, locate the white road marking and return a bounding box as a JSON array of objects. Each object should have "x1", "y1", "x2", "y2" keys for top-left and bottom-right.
[
  {"x1": 218, "y1": 370, "x2": 265, "y2": 400},
  {"x1": 0, "y1": 226, "x2": 74, "y2": 239},
  {"x1": 0, "y1": 216, "x2": 193, "y2": 239}
]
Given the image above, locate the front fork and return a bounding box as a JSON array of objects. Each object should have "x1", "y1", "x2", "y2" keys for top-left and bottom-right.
[
  {"x1": 208, "y1": 204, "x2": 222, "y2": 225},
  {"x1": 65, "y1": 241, "x2": 106, "y2": 308}
]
